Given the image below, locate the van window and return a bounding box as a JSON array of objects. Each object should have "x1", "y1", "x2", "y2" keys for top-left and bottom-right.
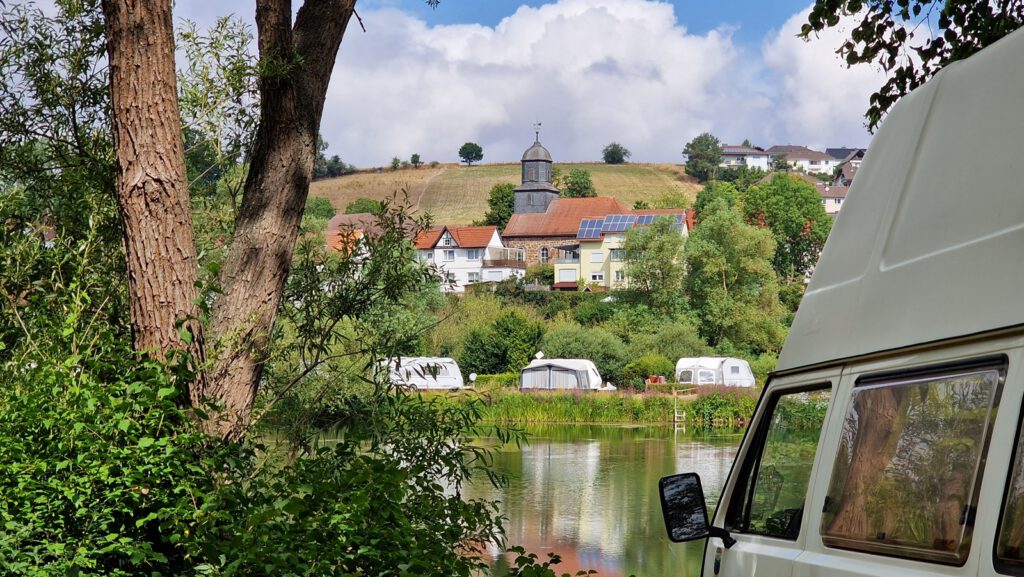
[
  {"x1": 725, "y1": 385, "x2": 831, "y2": 539},
  {"x1": 698, "y1": 370, "x2": 716, "y2": 385},
  {"x1": 821, "y1": 363, "x2": 1004, "y2": 565},
  {"x1": 996, "y1": 403, "x2": 1024, "y2": 573},
  {"x1": 678, "y1": 370, "x2": 693, "y2": 384}
]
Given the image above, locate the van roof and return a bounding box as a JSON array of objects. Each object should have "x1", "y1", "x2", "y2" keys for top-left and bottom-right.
[{"x1": 780, "y1": 26, "x2": 1024, "y2": 371}]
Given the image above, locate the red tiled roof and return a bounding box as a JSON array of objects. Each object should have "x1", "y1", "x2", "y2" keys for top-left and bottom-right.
[
  {"x1": 818, "y1": 185, "x2": 848, "y2": 199},
  {"x1": 414, "y1": 225, "x2": 497, "y2": 249},
  {"x1": 502, "y1": 197, "x2": 627, "y2": 238},
  {"x1": 631, "y1": 209, "x2": 688, "y2": 216},
  {"x1": 765, "y1": 145, "x2": 833, "y2": 162}
]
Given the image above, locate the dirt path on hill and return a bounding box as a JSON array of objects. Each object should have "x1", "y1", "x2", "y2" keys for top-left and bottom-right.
[{"x1": 413, "y1": 167, "x2": 447, "y2": 213}]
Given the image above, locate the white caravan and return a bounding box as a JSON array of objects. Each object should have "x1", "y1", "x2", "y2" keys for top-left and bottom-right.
[
  {"x1": 675, "y1": 357, "x2": 756, "y2": 387},
  {"x1": 659, "y1": 27, "x2": 1024, "y2": 577},
  {"x1": 519, "y1": 359, "x2": 610, "y2": 390},
  {"x1": 386, "y1": 357, "x2": 465, "y2": 390}
]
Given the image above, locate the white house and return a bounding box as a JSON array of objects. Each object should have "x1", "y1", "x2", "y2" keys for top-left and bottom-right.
[
  {"x1": 415, "y1": 225, "x2": 525, "y2": 293},
  {"x1": 766, "y1": 145, "x2": 838, "y2": 176},
  {"x1": 720, "y1": 145, "x2": 771, "y2": 171}
]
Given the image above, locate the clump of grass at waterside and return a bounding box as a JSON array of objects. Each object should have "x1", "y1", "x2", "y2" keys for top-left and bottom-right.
[{"x1": 433, "y1": 386, "x2": 759, "y2": 427}]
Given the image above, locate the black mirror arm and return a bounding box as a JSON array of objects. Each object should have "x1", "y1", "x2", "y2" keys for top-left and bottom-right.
[{"x1": 708, "y1": 526, "x2": 737, "y2": 549}]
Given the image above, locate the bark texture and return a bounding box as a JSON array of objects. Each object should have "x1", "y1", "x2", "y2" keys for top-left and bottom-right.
[
  {"x1": 103, "y1": 0, "x2": 357, "y2": 439},
  {"x1": 203, "y1": 0, "x2": 357, "y2": 440},
  {"x1": 102, "y1": 0, "x2": 206, "y2": 403}
]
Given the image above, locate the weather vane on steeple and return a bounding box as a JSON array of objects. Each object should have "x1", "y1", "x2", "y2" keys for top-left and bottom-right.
[{"x1": 533, "y1": 121, "x2": 542, "y2": 142}]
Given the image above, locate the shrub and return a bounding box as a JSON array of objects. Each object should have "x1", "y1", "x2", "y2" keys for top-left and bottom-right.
[
  {"x1": 524, "y1": 263, "x2": 554, "y2": 286},
  {"x1": 459, "y1": 310, "x2": 545, "y2": 375},
  {"x1": 304, "y1": 195, "x2": 336, "y2": 220},
  {"x1": 573, "y1": 298, "x2": 615, "y2": 326},
  {"x1": 686, "y1": 386, "x2": 759, "y2": 427},
  {"x1": 623, "y1": 353, "x2": 676, "y2": 390}
]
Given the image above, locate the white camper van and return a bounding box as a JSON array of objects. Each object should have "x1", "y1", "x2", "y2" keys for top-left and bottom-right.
[
  {"x1": 386, "y1": 357, "x2": 465, "y2": 390},
  {"x1": 676, "y1": 357, "x2": 756, "y2": 387},
  {"x1": 519, "y1": 359, "x2": 609, "y2": 390},
  {"x1": 659, "y1": 28, "x2": 1024, "y2": 577}
]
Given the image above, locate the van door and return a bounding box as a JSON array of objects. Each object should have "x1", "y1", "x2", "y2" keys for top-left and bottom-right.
[{"x1": 703, "y1": 368, "x2": 839, "y2": 577}]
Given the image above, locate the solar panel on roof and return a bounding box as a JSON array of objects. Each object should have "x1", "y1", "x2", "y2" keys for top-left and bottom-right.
[
  {"x1": 635, "y1": 215, "x2": 654, "y2": 226},
  {"x1": 576, "y1": 218, "x2": 604, "y2": 239},
  {"x1": 601, "y1": 214, "x2": 635, "y2": 233}
]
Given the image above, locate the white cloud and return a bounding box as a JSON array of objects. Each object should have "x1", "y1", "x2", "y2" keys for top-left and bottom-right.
[
  {"x1": 761, "y1": 7, "x2": 886, "y2": 149},
  {"x1": 172, "y1": 0, "x2": 888, "y2": 165}
]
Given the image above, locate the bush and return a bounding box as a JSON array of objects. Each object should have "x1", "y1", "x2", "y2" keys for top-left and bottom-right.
[
  {"x1": 345, "y1": 197, "x2": 383, "y2": 215},
  {"x1": 573, "y1": 298, "x2": 615, "y2": 326},
  {"x1": 524, "y1": 263, "x2": 554, "y2": 286},
  {"x1": 458, "y1": 310, "x2": 545, "y2": 375},
  {"x1": 304, "y1": 195, "x2": 336, "y2": 220},
  {"x1": 686, "y1": 386, "x2": 759, "y2": 427},
  {"x1": 623, "y1": 353, "x2": 676, "y2": 390},
  {"x1": 541, "y1": 325, "x2": 628, "y2": 385}
]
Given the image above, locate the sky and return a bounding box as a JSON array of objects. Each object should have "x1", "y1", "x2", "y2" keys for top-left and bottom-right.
[{"x1": 177, "y1": 0, "x2": 885, "y2": 167}]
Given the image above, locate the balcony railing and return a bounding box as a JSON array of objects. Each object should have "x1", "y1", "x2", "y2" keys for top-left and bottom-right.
[
  {"x1": 556, "y1": 257, "x2": 580, "y2": 264},
  {"x1": 483, "y1": 259, "x2": 526, "y2": 269}
]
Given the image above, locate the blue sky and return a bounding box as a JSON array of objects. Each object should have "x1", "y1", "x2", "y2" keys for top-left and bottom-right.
[
  {"x1": 364, "y1": 0, "x2": 814, "y2": 45},
  {"x1": 178, "y1": 0, "x2": 881, "y2": 166}
]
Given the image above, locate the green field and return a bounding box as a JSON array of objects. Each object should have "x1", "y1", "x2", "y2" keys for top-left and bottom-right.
[{"x1": 310, "y1": 162, "x2": 701, "y2": 225}]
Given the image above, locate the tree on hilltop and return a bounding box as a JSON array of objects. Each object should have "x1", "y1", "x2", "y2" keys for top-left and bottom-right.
[
  {"x1": 458, "y1": 142, "x2": 483, "y2": 166},
  {"x1": 602, "y1": 142, "x2": 631, "y2": 164},
  {"x1": 683, "y1": 132, "x2": 722, "y2": 183}
]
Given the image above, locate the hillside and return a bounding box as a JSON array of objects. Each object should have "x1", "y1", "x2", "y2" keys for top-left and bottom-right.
[{"x1": 310, "y1": 162, "x2": 701, "y2": 225}]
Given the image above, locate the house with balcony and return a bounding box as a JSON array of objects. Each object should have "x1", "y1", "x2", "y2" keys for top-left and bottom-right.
[
  {"x1": 720, "y1": 145, "x2": 771, "y2": 171},
  {"x1": 414, "y1": 225, "x2": 525, "y2": 293},
  {"x1": 552, "y1": 210, "x2": 689, "y2": 291},
  {"x1": 766, "y1": 145, "x2": 838, "y2": 176}
]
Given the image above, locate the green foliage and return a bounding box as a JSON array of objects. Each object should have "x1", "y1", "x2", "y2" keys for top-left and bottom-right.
[
  {"x1": 472, "y1": 390, "x2": 678, "y2": 424},
  {"x1": 683, "y1": 132, "x2": 722, "y2": 182},
  {"x1": 687, "y1": 387, "x2": 759, "y2": 427},
  {"x1": 623, "y1": 353, "x2": 676, "y2": 390},
  {"x1": 650, "y1": 189, "x2": 691, "y2": 210},
  {"x1": 303, "y1": 196, "x2": 336, "y2": 221},
  {"x1": 475, "y1": 372, "x2": 521, "y2": 389},
  {"x1": 693, "y1": 181, "x2": 739, "y2": 218},
  {"x1": 742, "y1": 173, "x2": 832, "y2": 282},
  {"x1": 459, "y1": 310, "x2": 545, "y2": 375},
  {"x1": 716, "y1": 165, "x2": 766, "y2": 192},
  {"x1": 344, "y1": 196, "x2": 384, "y2": 215},
  {"x1": 626, "y1": 319, "x2": 712, "y2": 362},
  {"x1": 684, "y1": 199, "x2": 787, "y2": 353},
  {"x1": 410, "y1": 152, "x2": 422, "y2": 168},
  {"x1": 602, "y1": 142, "x2": 631, "y2": 164},
  {"x1": 541, "y1": 325, "x2": 628, "y2": 385},
  {"x1": 525, "y1": 263, "x2": 554, "y2": 286},
  {"x1": 623, "y1": 215, "x2": 687, "y2": 313},
  {"x1": 572, "y1": 298, "x2": 616, "y2": 326},
  {"x1": 390, "y1": 156, "x2": 401, "y2": 171},
  {"x1": 459, "y1": 141, "x2": 484, "y2": 166},
  {"x1": 482, "y1": 182, "x2": 516, "y2": 231},
  {"x1": 802, "y1": 0, "x2": 1024, "y2": 131},
  {"x1": 559, "y1": 168, "x2": 597, "y2": 198}
]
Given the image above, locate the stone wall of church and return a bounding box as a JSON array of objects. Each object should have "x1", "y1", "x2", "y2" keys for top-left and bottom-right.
[{"x1": 503, "y1": 237, "x2": 579, "y2": 267}]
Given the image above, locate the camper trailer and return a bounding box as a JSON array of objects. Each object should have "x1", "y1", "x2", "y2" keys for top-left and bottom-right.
[
  {"x1": 659, "y1": 28, "x2": 1024, "y2": 577},
  {"x1": 386, "y1": 357, "x2": 465, "y2": 390},
  {"x1": 519, "y1": 359, "x2": 610, "y2": 390},
  {"x1": 675, "y1": 357, "x2": 755, "y2": 387}
]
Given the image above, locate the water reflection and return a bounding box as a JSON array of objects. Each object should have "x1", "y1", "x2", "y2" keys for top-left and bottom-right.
[{"x1": 468, "y1": 425, "x2": 741, "y2": 577}]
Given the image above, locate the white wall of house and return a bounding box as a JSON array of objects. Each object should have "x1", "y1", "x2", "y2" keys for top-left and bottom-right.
[
  {"x1": 418, "y1": 230, "x2": 524, "y2": 293},
  {"x1": 790, "y1": 157, "x2": 838, "y2": 175},
  {"x1": 721, "y1": 154, "x2": 770, "y2": 171}
]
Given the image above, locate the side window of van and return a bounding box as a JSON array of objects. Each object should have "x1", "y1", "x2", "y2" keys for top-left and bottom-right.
[
  {"x1": 996, "y1": 401, "x2": 1024, "y2": 573},
  {"x1": 725, "y1": 385, "x2": 831, "y2": 539},
  {"x1": 821, "y1": 360, "x2": 1004, "y2": 565}
]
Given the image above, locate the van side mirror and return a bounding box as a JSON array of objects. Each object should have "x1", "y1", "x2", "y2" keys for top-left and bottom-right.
[{"x1": 659, "y1": 473, "x2": 736, "y2": 548}]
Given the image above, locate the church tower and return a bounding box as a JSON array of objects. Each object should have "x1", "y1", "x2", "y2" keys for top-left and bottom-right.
[{"x1": 513, "y1": 125, "x2": 560, "y2": 214}]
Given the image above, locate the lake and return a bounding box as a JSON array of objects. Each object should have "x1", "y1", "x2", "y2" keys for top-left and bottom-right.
[{"x1": 466, "y1": 424, "x2": 744, "y2": 577}]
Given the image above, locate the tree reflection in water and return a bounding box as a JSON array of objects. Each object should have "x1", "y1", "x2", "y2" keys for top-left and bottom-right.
[{"x1": 466, "y1": 425, "x2": 741, "y2": 577}]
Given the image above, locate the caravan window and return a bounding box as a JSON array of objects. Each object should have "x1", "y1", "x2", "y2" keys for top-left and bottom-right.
[
  {"x1": 821, "y1": 360, "x2": 1004, "y2": 565},
  {"x1": 725, "y1": 385, "x2": 831, "y2": 539},
  {"x1": 996, "y1": 398, "x2": 1024, "y2": 573},
  {"x1": 678, "y1": 370, "x2": 693, "y2": 384},
  {"x1": 698, "y1": 370, "x2": 716, "y2": 385}
]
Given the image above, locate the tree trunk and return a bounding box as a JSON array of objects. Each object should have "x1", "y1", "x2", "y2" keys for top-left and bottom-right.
[
  {"x1": 103, "y1": 0, "x2": 358, "y2": 440},
  {"x1": 201, "y1": 0, "x2": 357, "y2": 440},
  {"x1": 101, "y1": 0, "x2": 206, "y2": 403}
]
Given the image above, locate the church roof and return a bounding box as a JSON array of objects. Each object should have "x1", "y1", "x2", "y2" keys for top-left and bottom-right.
[
  {"x1": 522, "y1": 140, "x2": 553, "y2": 162},
  {"x1": 503, "y1": 197, "x2": 626, "y2": 238}
]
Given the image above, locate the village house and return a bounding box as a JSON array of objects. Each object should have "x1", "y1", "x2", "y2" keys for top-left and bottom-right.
[
  {"x1": 766, "y1": 145, "x2": 838, "y2": 175},
  {"x1": 414, "y1": 225, "x2": 524, "y2": 293},
  {"x1": 552, "y1": 210, "x2": 689, "y2": 291},
  {"x1": 719, "y1": 144, "x2": 771, "y2": 171}
]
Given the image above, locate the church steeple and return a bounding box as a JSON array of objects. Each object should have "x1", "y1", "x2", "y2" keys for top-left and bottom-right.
[{"x1": 514, "y1": 126, "x2": 559, "y2": 214}]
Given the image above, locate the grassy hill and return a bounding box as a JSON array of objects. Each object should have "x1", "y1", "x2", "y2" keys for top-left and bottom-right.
[{"x1": 310, "y1": 162, "x2": 701, "y2": 225}]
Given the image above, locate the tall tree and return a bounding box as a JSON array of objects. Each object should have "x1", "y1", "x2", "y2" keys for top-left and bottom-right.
[
  {"x1": 683, "y1": 132, "x2": 722, "y2": 183},
  {"x1": 684, "y1": 199, "x2": 787, "y2": 353},
  {"x1": 101, "y1": 0, "x2": 439, "y2": 439},
  {"x1": 623, "y1": 215, "x2": 687, "y2": 313},
  {"x1": 560, "y1": 168, "x2": 596, "y2": 198},
  {"x1": 482, "y1": 182, "x2": 515, "y2": 231},
  {"x1": 802, "y1": 1, "x2": 1024, "y2": 131},
  {"x1": 458, "y1": 141, "x2": 483, "y2": 166},
  {"x1": 602, "y1": 142, "x2": 631, "y2": 164},
  {"x1": 742, "y1": 173, "x2": 832, "y2": 282}
]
